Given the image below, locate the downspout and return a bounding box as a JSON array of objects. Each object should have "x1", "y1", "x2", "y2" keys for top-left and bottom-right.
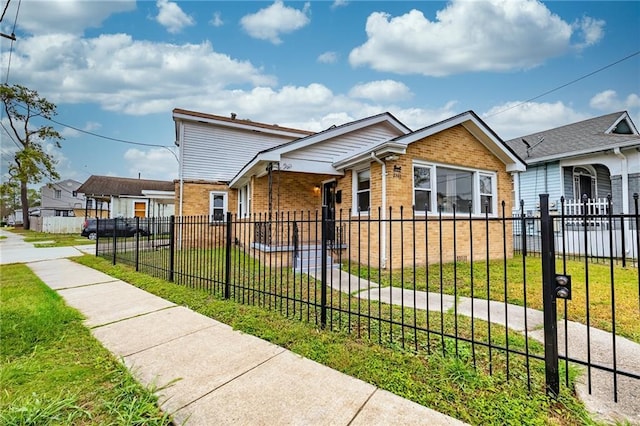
[
  {"x1": 614, "y1": 148, "x2": 629, "y2": 214},
  {"x1": 371, "y1": 152, "x2": 387, "y2": 268}
]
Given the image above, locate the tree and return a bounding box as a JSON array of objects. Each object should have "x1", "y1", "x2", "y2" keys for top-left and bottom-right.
[
  {"x1": 1, "y1": 84, "x2": 63, "y2": 229},
  {"x1": 0, "y1": 180, "x2": 19, "y2": 220}
]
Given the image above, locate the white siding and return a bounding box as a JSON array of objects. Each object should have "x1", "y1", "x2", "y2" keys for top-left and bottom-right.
[
  {"x1": 518, "y1": 162, "x2": 562, "y2": 213},
  {"x1": 284, "y1": 123, "x2": 402, "y2": 164},
  {"x1": 182, "y1": 122, "x2": 298, "y2": 182}
]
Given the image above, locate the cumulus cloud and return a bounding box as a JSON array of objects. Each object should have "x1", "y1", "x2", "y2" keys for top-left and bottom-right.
[
  {"x1": 155, "y1": 0, "x2": 195, "y2": 34},
  {"x1": 13, "y1": 0, "x2": 135, "y2": 35},
  {"x1": 349, "y1": 0, "x2": 605, "y2": 76},
  {"x1": 240, "y1": 1, "x2": 310, "y2": 44},
  {"x1": 60, "y1": 121, "x2": 102, "y2": 139},
  {"x1": 332, "y1": 0, "x2": 348, "y2": 9},
  {"x1": 3, "y1": 33, "x2": 277, "y2": 115},
  {"x1": 317, "y1": 51, "x2": 338, "y2": 64},
  {"x1": 210, "y1": 12, "x2": 224, "y2": 27},
  {"x1": 124, "y1": 147, "x2": 178, "y2": 180},
  {"x1": 349, "y1": 80, "x2": 412, "y2": 102},
  {"x1": 482, "y1": 101, "x2": 588, "y2": 140},
  {"x1": 589, "y1": 90, "x2": 640, "y2": 111}
]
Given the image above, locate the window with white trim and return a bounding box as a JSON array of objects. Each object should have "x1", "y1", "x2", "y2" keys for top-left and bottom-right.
[
  {"x1": 55, "y1": 189, "x2": 62, "y2": 199},
  {"x1": 354, "y1": 169, "x2": 370, "y2": 213},
  {"x1": 413, "y1": 162, "x2": 497, "y2": 215},
  {"x1": 210, "y1": 191, "x2": 228, "y2": 222},
  {"x1": 238, "y1": 184, "x2": 251, "y2": 218}
]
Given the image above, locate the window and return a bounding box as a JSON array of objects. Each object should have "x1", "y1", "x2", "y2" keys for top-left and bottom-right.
[
  {"x1": 413, "y1": 166, "x2": 432, "y2": 212},
  {"x1": 413, "y1": 162, "x2": 497, "y2": 215},
  {"x1": 87, "y1": 199, "x2": 93, "y2": 209},
  {"x1": 210, "y1": 191, "x2": 228, "y2": 222},
  {"x1": 133, "y1": 201, "x2": 147, "y2": 218},
  {"x1": 355, "y1": 169, "x2": 370, "y2": 213},
  {"x1": 55, "y1": 210, "x2": 70, "y2": 217},
  {"x1": 238, "y1": 184, "x2": 251, "y2": 218},
  {"x1": 55, "y1": 189, "x2": 62, "y2": 199}
]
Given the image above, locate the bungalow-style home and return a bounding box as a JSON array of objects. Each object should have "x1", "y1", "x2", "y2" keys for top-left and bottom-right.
[
  {"x1": 39, "y1": 179, "x2": 86, "y2": 217},
  {"x1": 174, "y1": 108, "x2": 525, "y2": 267},
  {"x1": 77, "y1": 175, "x2": 175, "y2": 219},
  {"x1": 505, "y1": 111, "x2": 640, "y2": 216}
]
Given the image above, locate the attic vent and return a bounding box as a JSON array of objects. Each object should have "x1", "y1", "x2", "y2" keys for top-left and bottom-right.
[{"x1": 612, "y1": 119, "x2": 632, "y2": 135}]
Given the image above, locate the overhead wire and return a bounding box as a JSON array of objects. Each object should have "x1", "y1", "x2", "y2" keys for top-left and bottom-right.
[
  {"x1": 2, "y1": 0, "x2": 21, "y2": 84},
  {"x1": 486, "y1": 50, "x2": 640, "y2": 118}
]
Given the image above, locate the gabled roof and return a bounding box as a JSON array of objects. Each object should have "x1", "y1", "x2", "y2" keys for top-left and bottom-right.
[
  {"x1": 334, "y1": 110, "x2": 526, "y2": 172},
  {"x1": 172, "y1": 108, "x2": 314, "y2": 141},
  {"x1": 229, "y1": 112, "x2": 411, "y2": 187},
  {"x1": 77, "y1": 175, "x2": 174, "y2": 198},
  {"x1": 505, "y1": 111, "x2": 640, "y2": 164}
]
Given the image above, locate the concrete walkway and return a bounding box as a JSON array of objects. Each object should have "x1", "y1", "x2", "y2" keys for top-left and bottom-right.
[
  {"x1": 311, "y1": 268, "x2": 640, "y2": 425},
  {"x1": 0, "y1": 230, "x2": 465, "y2": 426}
]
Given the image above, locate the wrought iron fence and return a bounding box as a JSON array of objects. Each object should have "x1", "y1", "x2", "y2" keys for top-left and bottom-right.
[{"x1": 96, "y1": 197, "x2": 640, "y2": 405}]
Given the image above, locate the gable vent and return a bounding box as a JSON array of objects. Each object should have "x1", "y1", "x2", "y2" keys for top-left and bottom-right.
[{"x1": 612, "y1": 119, "x2": 632, "y2": 135}]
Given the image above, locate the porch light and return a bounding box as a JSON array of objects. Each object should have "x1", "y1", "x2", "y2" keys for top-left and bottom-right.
[{"x1": 313, "y1": 185, "x2": 321, "y2": 194}]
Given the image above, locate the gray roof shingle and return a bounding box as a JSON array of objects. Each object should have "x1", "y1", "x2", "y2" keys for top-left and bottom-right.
[
  {"x1": 77, "y1": 175, "x2": 174, "y2": 197},
  {"x1": 504, "y1": 111, "x2": 640, "y2": 163}
]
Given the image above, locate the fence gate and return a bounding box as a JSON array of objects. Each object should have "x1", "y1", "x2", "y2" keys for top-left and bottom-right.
[{"x1": 538, "y1": 193, "x2": 640, "y2": 411}]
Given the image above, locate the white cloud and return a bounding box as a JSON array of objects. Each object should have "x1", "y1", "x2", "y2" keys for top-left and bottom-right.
[
  {"x1": 349, "y1": 80, "x2": 412, "y2": 102},
  {"x1": 4, "y1": 33, "x2": 277, "y2": 115},
  {"x1": 240, "y1": 1, "x2": 310, "y2": 44},
  {"x1": 349, "y1": 0, "x2": 604, "y2": 76},
  {"x1": 60, "y1": 121, "x2": 102, "y2": 139},
  {"x1": 317, "y1": 51, "x2": 338, "y2": 64},
  {"x1": 14, "y1": 0, "x2": 135, "y2": 35},
  {"x1": 155, "y1": 0, "x2": 195, "y2": 34},
  {"x1": 589, "y1": 90, "x2": 640, "y2": 111},
  {"x1": 331, "y1": 0, "x2": 348, "y2": 9},
  {"x1": 210, "y1": 12, "x2": 224, "y2": 27},
  {"x1": 482, "y1": 101, "x2": 588, "y2": 140},
  {"x1": 124, "y1": 147, "x2": 178, "y2": 180}
]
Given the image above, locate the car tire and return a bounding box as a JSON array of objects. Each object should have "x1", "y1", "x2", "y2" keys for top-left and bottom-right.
[{"x1": 88, "y1": 232, "x2": 97, "y2": 240}]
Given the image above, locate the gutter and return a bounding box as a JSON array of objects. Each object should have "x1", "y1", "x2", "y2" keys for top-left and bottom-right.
[{"x1": 371, "y1": 152, "x2": 387, "y2": 268}]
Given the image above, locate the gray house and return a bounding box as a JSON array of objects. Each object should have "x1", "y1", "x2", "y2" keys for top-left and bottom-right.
[
  {"x1": 39, "y1": 179, "x2": 86, "y2": 217},
  {"x1": 506, "y1": 111, "x2": 640, "y2": 216}
]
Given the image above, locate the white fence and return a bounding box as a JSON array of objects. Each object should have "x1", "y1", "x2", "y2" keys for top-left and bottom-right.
[{"x1": 30, "y1": 216, "x2": 85, "y2": 234}]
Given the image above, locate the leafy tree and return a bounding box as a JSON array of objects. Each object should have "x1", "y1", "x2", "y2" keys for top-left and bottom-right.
[
  {"x1": 1, "y1": 84, "x2": 63, "y2": 229},
  {"x1": 0, "y1": 180, "x2": 19, "y2": 220}
]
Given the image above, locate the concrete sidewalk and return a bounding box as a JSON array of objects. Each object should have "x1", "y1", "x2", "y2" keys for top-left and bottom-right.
[{"x1": 22, "y1": 256, "x2": 465, "y2": 426}]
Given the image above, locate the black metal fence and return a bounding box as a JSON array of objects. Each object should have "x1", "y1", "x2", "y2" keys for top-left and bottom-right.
[{"x1": 96, "y1": 196, "x2": 640, "y2": 403}]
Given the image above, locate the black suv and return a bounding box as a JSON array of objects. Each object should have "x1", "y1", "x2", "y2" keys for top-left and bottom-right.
[{"x1": 81, "y1": 218, "x2": 150, "y2": 240}]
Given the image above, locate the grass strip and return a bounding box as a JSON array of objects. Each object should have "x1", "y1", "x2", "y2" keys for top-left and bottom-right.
[
  {"x1": 0, "y1": 264, "x2": 172, "y2": 426},
  {"x1": 74, "y1": 254, "x2": 599, "y2": 426}
]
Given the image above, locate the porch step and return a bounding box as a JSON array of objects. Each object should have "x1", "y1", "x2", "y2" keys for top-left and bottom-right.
[{"x1": 294, "y1": 245, "x2": 340, "y2": 272}]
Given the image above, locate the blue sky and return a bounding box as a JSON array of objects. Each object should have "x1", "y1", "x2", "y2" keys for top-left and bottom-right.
[{"x1": 1, "y1": 0, "x2": 639, "y2": 184}]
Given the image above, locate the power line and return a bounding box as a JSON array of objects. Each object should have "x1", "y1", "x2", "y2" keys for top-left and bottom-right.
[
  {"x1": 2, "y1": 0, "x2": 21, "y2": 84},
  {"x1": 486, "y1": 50, "x2": 640, "y2": 118}
]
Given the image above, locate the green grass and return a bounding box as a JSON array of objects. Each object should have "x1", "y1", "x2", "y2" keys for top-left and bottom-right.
[
  {"x1": 75, "y1": 254, "x2": 599, "y2": 426},
  {"x1": 8, "y1": 228, "x2": 91, "y2": 247},
  {"x1": 0, "y1": 264, "x2": 173, "y2": 425},
  {"x1": 342, "y1": 256, "x2": 640, "y2": 342}
]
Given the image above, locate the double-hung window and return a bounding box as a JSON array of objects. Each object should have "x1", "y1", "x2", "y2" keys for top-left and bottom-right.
[
  {"x1": 210, "y1": 191, "x2": 228, "y2": 222},
  {"x1": 355, "y1": 169, "x2": 370, "y2": 214},
  {"x1": 413, "y1": 162, "x2": 496, "y2": 215}
]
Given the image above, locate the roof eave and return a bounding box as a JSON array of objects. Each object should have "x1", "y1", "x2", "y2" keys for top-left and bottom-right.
[{"x1": 524, "y1": 140, "x2": 640, "y2": 165}]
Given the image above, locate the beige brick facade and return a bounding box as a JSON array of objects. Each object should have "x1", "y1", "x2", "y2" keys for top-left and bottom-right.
[{"x1": 177, "y1": 124, "x2": 516, "y2": 268}]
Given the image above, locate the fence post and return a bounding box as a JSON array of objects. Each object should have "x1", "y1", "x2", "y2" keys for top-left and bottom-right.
[
  {"x1": 112, "y1": 217, "x2": 117, "y2": 266},
  {"x1": 169, "y1": 215, "x2": 175, "y2": 282},
  {"x1": 320, "y1": 205, "x2": 328, "y2": 328},
  {"x1": 540, "y1": 194, "x2": 560, "y2": 397},
  {"x1": 95, "y1": 217, "x2": 99, "y2": 257},
  {"x1": 520, "y1": 199, "x2": 527, "y2": 257},
  {"x1": 135, "y1": 216, "x2": 140, "y2": 271},
  {"x1": 224, "y1": 212, "x2": 233, "y2": 299}
]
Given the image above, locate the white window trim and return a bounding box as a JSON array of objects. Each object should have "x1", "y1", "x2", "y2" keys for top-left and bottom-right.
[
  {"x1": 352, "y1": 167, "x2": 371, "y2": 216},
  {"x1": 210, "y1": 191, "x2": 228, "y2": 223},
  {"x1": 237, "y1": 184, "x2": 251, "y2": 219},
  {"x1": 131, "y1": 199, "x2": 149, "y2": 217},
  {"x1": 413, "y1": 161, "x2": 498, "y2": 216}
]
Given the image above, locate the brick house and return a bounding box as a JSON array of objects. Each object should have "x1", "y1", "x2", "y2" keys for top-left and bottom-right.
[{"x1": 174, "y1": 109, "x2": 525, "y2": 267}]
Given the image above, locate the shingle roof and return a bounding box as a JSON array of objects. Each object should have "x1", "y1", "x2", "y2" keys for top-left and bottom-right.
[
  {"x1": 504, "y1": 111, "x2": 640, "y2": 163},
  {"x1": 77, "y1": 175, "x2": 174, "y2": 197}
]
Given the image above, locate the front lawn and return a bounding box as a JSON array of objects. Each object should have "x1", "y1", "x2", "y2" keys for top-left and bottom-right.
[
  {"x1": 0, "y1": 264, "x2": 172, "y2": 425},
  {"x1": 8, "y1": 228, "x2": 90, "y2": 247}
]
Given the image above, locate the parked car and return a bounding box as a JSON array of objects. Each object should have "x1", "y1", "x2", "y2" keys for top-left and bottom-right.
[{"x1": 81, "y1": 218, "x2": 151, "y2": 240}]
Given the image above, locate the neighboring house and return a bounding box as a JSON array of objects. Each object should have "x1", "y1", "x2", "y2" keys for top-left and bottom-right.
[
  {"x1": 39, "y1": 179, "x2": 86, "y2": 217},
  {"x1": 175, "y1": 108, "x2": 525, "y2": 267},
  {"x1": 505, "y1": 111, "x2": 640, "y2": 216},
  {"x1": 77, "y1": 175, "x2": 175, "y2": 219}
]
